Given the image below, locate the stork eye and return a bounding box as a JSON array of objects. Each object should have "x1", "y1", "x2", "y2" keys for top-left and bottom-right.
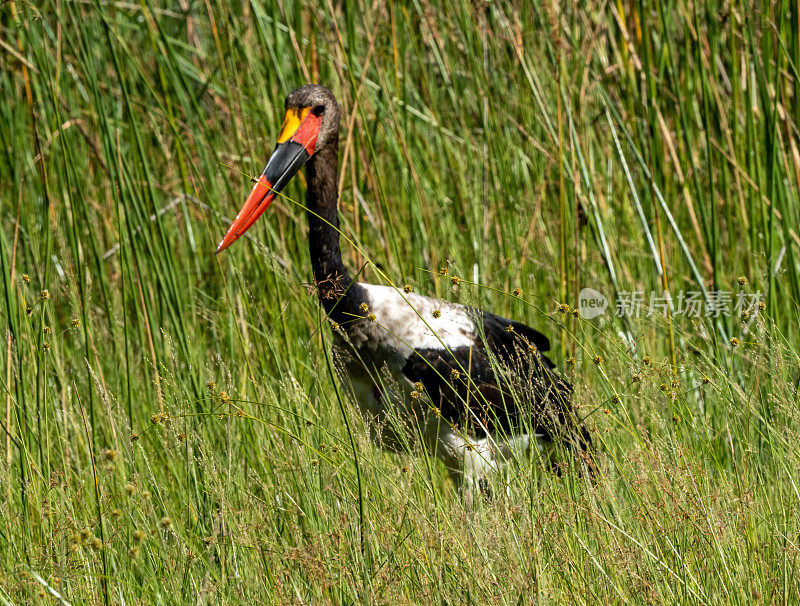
[{"x1": 311, "y1": 105, "x2": 325, "y2": 117}]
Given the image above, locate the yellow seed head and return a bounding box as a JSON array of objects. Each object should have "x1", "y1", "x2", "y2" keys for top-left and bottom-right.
[
  {"x1": 359, "y1": 302, "x2": 369, "y2": 313},
  {"x1": 593, "y1": 355, "x2": 603, "y2": 366},
  {"x1": 643, "y1": 356, "x2": 651, "y2": 366},
  {"x1": 730, "y1": 337, "x2": 740, "y2": 348},
  {"x1": 40, "y1": 289, "x2": 50, "y2": 300},
  {"x1": 758, "y1": 301, "x2": 766, "y2": 311},
  {"x1": 160, "y1": 516, "x2": 172, "y2": 530},
  {"x1": 737, "y1": 276, "x2": 748, "y2": 286},
  {"x1": 432, "y1": 310, "x2": 441, "y2": 319},
  {"x1": 71, "y1": 318, "x2": 80, "y2": 328},
  {"x1": 513, "y1": 288, "x2": 521, "y2": 297},
  {"x1": 404, "y1": 284, "x2": 413, "y2": 293},
  {"x1": 558, "y1": 303, "x2": 570, "y2": 314},
  {"x1": 133, "y1": 529, "x2": 145, "y2": 542},
  {"x1": 451, "y1": 276, "x2": 460, "y2": 286},
  {"x1": 110, "y1": 509, "x2": 122, "y2": 520},
  {"x1": 22, "y1": 274, "x2": 30, "y2": 283},
  {"x1": 43, "y1": 326, "x2": 51, "y2": 334},
  {"x1": 450, "y1": 369, "x2": 460, "y2": 380},
  {"x1": 367, "y1": 313, "x2": 376, "y2": 323}
]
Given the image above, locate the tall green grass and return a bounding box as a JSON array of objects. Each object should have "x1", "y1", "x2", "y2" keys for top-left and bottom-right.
[{"x1": 1, "y1": 0, "x2": 799, "y2": 602}]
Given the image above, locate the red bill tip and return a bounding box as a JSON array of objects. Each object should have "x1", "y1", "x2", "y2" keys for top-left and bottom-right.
[{"x1": 216, "y1": 175, "x2": 275, "y2": 254}]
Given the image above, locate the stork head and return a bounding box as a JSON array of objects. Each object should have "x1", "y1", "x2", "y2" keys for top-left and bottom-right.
[{"x1": 216, "y1": 85, "x2": 340, "y2": 253}]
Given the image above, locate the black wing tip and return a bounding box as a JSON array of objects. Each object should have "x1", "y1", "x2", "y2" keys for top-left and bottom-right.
[{"x1": 474, "y1": 309, "x2": 552, "y2": 352}]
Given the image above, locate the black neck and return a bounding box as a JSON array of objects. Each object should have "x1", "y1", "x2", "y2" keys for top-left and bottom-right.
[{"x1": 304, "y1": 137, "x2": 365, "y2": 321}]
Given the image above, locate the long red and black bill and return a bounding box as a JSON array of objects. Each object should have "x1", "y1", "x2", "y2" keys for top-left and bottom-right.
[{"x1": 216, "y1": 109, "x2": 321, "y2": 253}]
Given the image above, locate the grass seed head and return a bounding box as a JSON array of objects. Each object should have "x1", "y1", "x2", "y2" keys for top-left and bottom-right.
[
  {"x1": 737, "y1": 276, "x2": 748, "y2": 286},
  {"x1": 404, "y1": 284, "x2": 413, "y2": 293},
  {"x1": 22, "y1": 274, "x2": 30, "y2": 283},
  {"x1": 160, "y1": 517, "x2": 172, "y2": 530},
  {"x1": 513, "y1": 288, "x2": 521, "y2": 296},
  {"x1": 40, "y1": 289, "x2": 50, "y2": 300},
  {"x1": 432, "y1": 309, "x2": 441, "y2": 319},
  {"x1": 730, "y1": 337, "x2": 740, "y2": 348}
]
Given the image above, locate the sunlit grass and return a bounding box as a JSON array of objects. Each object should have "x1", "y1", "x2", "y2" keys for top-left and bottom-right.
[{"x1": 1, "y1": 0, "x2": 800, "y2": 603}]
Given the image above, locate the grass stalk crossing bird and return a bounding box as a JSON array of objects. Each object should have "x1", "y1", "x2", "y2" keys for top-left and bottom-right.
[{"x1": 217, "y1": 85, "x2": 591, "y2": 497}]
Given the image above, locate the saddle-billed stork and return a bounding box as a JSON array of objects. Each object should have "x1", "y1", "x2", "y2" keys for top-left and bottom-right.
[{"x1": 217, "y1": 85, "x2": 590, "y2": 495}]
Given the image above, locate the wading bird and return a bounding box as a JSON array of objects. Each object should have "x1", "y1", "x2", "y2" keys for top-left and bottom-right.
[{"x1": 217, "y1": 85, "x2": 590, "y2": 496}]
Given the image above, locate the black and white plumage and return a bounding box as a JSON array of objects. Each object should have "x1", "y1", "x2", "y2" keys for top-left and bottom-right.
[{"x1": 218, "y1": 85, "x2": 590, "y2": 494}]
